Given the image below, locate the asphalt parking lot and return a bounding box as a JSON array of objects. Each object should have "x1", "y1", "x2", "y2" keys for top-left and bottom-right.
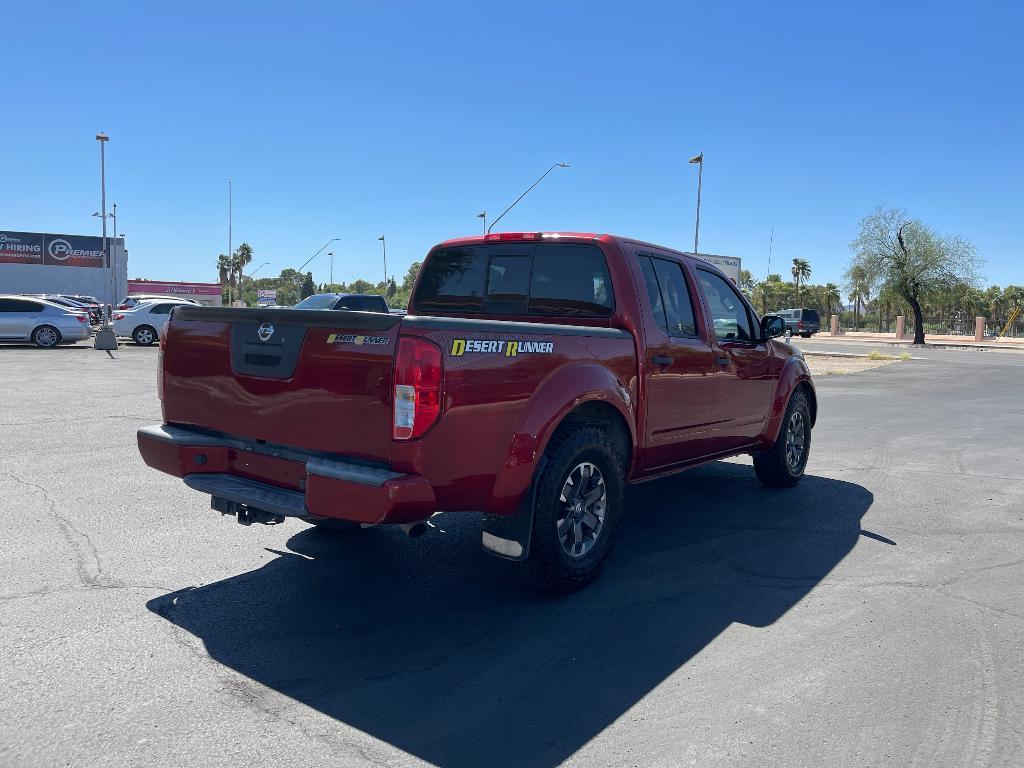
[{"x1": 1, "y1": 343, "x2": 1022, "y2": 767}]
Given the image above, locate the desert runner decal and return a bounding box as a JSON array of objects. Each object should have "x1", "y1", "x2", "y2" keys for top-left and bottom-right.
[
  {"x1": 451, "y1": 339, "x2": 554, "y2": 357},
  {"x1": 327, "y1": 333, "x2": 389, "y2": 345}
]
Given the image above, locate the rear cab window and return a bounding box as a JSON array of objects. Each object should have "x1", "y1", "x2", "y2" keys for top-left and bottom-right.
[{"x1": 414, "y1": 243, "x2": 615, "y2": 317}]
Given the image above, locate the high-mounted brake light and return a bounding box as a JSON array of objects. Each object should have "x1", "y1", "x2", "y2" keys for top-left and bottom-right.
[
  {"x1": 393, "y1": 336, "x2": 443, "y2": 440},
  {"x1": 483, "y1": 232, "x2": 539, "y2": 241}
]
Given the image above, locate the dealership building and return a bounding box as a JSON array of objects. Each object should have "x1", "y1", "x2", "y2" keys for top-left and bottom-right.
[
  {"x1": 1, "y1": 229, "x2": 128, "y2": 304},
  {"x1": 1, "y1": 229, "x2": 223, "y2": 307}
]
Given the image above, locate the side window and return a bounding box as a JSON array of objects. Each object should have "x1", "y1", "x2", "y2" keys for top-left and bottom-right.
[
  {"x1": 652, "y1": 259, "x2": 698, "y2": 338},
  {"x1": 149, "y1": 303, "x2": 172, "y2": 315},
  {"x1": 0, "y1": 299, "x2": 42, "y2": 312},
  {"x1": 638, "y1": 256, "x2": 667, "y2": 334},
  {"x1": 697, "y1": 270, "x2": 756, "y2": 342}
]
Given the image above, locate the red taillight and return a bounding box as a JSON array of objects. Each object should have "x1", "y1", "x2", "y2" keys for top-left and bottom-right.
[
  {"x1": 114, "y1": 313, "x2": 125, "y2": 320},
  {"x1": 74, "y1": 314, "x2": 88, "y2": 323},
  {"x1": 393, "y1": 336, "x2": 443, "y2": 440},
  {"x1": 157, "y1": 335, "x2": 166, "y2": 400},
  {"x1": 797, "y1": 322, "x2": 804, "y2": 329}
]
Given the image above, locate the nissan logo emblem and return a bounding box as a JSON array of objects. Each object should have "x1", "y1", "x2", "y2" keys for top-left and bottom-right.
[{"x1": 257, "y1": 322, "x2": 275, "y2": 342}]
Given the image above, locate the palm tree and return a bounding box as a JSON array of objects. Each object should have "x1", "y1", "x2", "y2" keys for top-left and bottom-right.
[
  {"x1": 791, "y1": 258, "x2": 811, "y2": 303},
  {"x1": 824, "y1": 282, "x2": 841, "y2": 323},
  {"x1": 216, "y1": 253, "x2": 232, "y2": 303}
]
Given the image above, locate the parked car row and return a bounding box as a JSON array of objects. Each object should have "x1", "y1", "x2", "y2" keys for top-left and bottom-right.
[
  {"x1": 2, "y1": 291, "x2": 399, "y2": 348},
  {"x1": 0, "y1": 295, "x2": 94, "y2": 347}
]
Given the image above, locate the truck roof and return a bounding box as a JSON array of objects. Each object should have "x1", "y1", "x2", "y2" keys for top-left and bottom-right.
[{"x1": 435, "y1": 231, "x2": 705, "y2": 263}]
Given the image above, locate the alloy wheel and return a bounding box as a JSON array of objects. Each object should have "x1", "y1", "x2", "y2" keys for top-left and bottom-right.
[
  {"x1": 785, "y1": 411, "x2": 806, "y2": 470},
  {"x1": 556, "y1": 461, "x2": 607, "y2": 558}
]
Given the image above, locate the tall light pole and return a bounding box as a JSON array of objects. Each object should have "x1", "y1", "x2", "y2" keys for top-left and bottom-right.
[
  {"x1": 227, "y1": 181, "x2": 233, "y2": 304},
  {"x1": 96, "y1": 134, "x2": 109, "y2": 318},
  {"x1": 327, "y1": 252, "x2": 334, "y2": 289},
  {"x1": 476, "y1": 211, "x2": 486, "y2": 235},
  {"x1": 689, "y1": 152, "x2": 703, "y2": 255},
  {"x1": 487, "y1": 162, "x2": 569, "y2": 234},
  {"x1": 92, "y1": 132, "x2": 117, "y2": 350},
  {"x1": 92, "y1": 202, "x2": 118, "y2": 305},
  {"x1": 378, "y1": 235, "x2": 387, "y2": 285}
]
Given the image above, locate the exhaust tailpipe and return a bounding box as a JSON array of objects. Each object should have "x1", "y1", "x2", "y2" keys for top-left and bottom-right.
[{"x1": 400, "y1": 521, "x2": 429, "y2": 538}]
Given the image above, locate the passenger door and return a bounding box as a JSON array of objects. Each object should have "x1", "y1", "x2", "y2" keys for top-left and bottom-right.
[
  {"x1": 637, "y1": 254, "x2": 717, "y2": 469},
  {"x1": 0, "y1": 298, "x2": 43, "y2": 339},
  {"x1": 694, "y1": 268, "x2": 776, "y2": 447}
]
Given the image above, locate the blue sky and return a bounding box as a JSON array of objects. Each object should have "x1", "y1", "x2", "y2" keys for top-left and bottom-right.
[{"x1": 3, "y1": 1, "x2": 1021, "y2": 290}]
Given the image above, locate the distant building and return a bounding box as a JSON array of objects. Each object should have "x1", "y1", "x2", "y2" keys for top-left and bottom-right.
[
  {"x1": 127, "y1": 279, "x2": 222, "y2": 307},
  {"x1": 1, "y1": 229, "x2": 128, "y2": 302}
]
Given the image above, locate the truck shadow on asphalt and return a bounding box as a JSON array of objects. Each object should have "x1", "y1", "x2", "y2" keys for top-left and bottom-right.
[{"x1": 148, "y1": 461, "x2": 874, "y2": 768}]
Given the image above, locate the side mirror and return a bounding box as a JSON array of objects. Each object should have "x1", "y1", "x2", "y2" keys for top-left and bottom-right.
[{"x1": 761, "y1": 314, "x2": 785, "y2": 339}]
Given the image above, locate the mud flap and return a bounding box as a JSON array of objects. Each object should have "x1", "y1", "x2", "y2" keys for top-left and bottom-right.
[{"x1": 480, "y1": 456, "x2": 547, "y2": 562}]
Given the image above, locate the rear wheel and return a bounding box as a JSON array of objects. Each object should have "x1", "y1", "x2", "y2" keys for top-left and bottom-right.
[
  {"x1": 133, "y1": 325, "x2": 157, "y2": 346},
  {"x1": 754, "y1": 389, "x2": 811, "y2": 487},
  {"x1": 32, "y1": 325, "x2": 61, "y2": 349},
  {"x1": 524, "y1": 426, "x2": 624, "y2": 594}
]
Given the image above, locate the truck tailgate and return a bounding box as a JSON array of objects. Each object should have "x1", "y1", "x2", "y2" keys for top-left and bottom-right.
[{"x1": 161, "y1": 306, "x2": 401, "y2": 462}]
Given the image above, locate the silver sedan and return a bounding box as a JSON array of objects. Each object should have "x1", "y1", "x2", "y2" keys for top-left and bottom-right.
[{"x1": 0, "y1": 295, "x2": 94, "y2": 348}]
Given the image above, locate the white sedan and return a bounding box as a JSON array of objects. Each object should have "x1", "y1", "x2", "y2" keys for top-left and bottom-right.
[{"x1": 113, "y1": 300, "x2": 194, "y2": 345}]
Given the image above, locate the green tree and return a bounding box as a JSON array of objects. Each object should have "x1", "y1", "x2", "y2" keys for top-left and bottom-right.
[
  {"x1": 300, "y1": 271, "x2": 316, "y2": 300},
  {"x1": 791, "y1": 258, "x2": 811, "y2": 303},
  {"x1": 843, "y1": 264, "x2": 874, "y2": 331},
  {"x1": 849, "y1": 207, "x2": 982, "y2": 344},
  {"x1": 822, "y1": 282, "x2": 842, "y2": 321},
  {"x1": 738, "y1": 269, "x2": 755, "y2": 297}
]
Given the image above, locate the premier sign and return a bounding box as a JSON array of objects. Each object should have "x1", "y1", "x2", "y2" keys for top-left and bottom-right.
[{"x1": 0, "y1": 231, "x2": 107, "y2": 268}]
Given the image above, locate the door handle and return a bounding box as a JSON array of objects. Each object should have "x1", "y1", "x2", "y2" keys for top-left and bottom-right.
[
  {"x1": 715, "y1": 356, "x2": 730, "y2": 366},
  {"x1": 651, "y1": 356, "x2": 673, "y2": 366}
]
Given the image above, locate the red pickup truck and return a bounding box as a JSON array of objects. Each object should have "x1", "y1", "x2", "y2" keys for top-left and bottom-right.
[{"x1": 138, "y1": 232, "x2": 815, "y2": 592}]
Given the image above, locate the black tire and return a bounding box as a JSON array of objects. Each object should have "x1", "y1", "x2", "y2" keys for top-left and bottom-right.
[
  {"x1": 523, "y1": 426, "x2": 624, "y2": 594},
  {"x1": 753, "y1": 389, "x2": 811, "y2": 487},
  {"x1": 32, "y1": 325, "x2": 61, "y2": 349},
  {"x1": 133, "y1": 325, "x2": 158, "y2": 346}
]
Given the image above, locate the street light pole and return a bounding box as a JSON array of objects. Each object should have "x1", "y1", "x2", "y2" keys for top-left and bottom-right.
[
  {"x1": 328, "y1": 252, "x2": 334, "y2": 289},
  {"x1": 228, "y1": 181, "x2": 233, "y2": 305},
  {"x1": 296, "y1": 237, "x2": 340, "y2": 274},
  {"x1": 689, "y1": 152, "x2": 703, "y2": 255},
  {"x1": 487, "y1": 163, "x2": 570, "y2": 234},
  {"x1": 378, "y1": 236, "x2": 387, "y2": 285},
  {"x1": 92, "y1": 132, "x2": 118, "y2": 351},
  {"x1": 476, "y1": 211, "x2": 486, "y2": 235},
  {"x1": 97, "y1": 133, "x2": 109, "y2": 323}
]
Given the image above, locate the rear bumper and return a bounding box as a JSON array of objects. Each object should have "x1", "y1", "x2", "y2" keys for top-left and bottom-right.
[{"x1": 137, "y1": 424, "x2": 436, "y2": 524}]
